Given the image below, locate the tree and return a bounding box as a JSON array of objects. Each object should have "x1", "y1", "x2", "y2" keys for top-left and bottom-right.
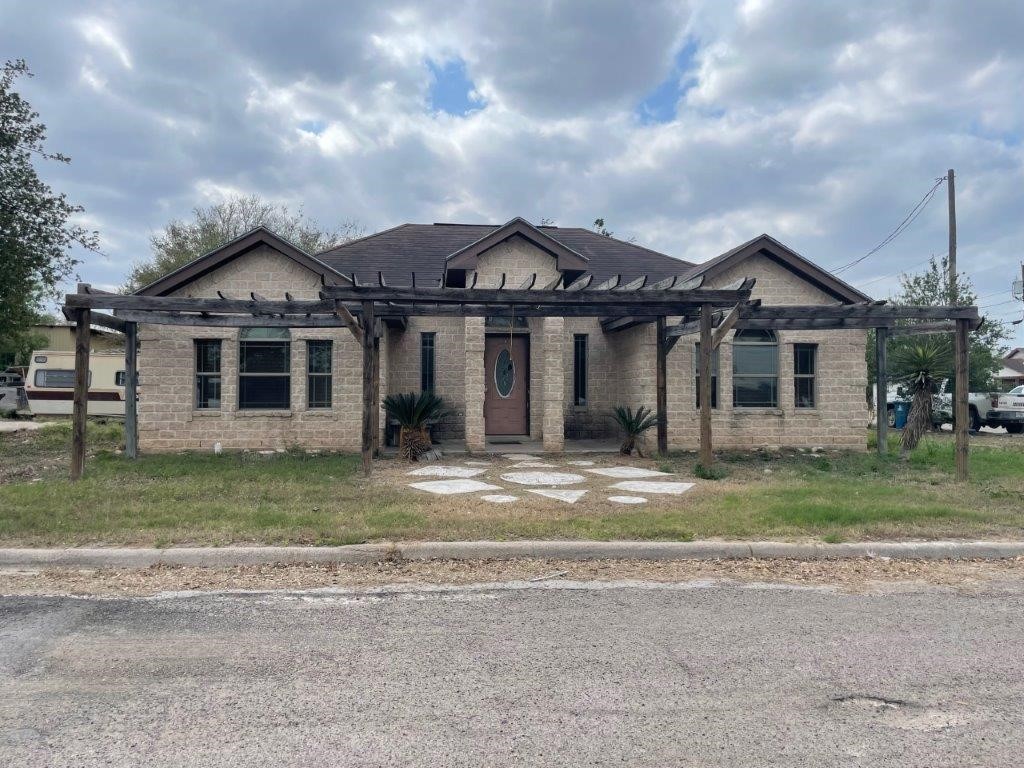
[
  {"x1": 0, "y1": 60, "x2": 98, "y2": 357},
  {"x1": 866, "y1": 255, "x2": 1010, "y2": 400},
  {"x1": 891, "y1": 338, "x2": 952, "y2": 454},
  {"x1": 122, "y1": 195, "x2": 362, "y2": 292}
]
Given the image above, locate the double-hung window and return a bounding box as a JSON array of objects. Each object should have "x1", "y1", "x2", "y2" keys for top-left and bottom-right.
[
  {"x1": 694, "y1": 342, "x2": 719, "y2": 408},
  {"x1": 238, "y1": 328, "x2": 290, "y2": 409},
  {"x1": 307, "y1": 340, "x2": 332, "y2": 409},
  {"x1": 194, "y1": 340, "x2": 221, "y2": 409},
  {"x1": 732, "y1": 329, "x2": 779, "y2": 408},
  {"x1": 573, "y1": 334, "x2": 588, "y2": 406},
  {"x1": 794, "y1": 343, "x2": 817, "y2": 408},
  {"x1": 420, "y1": 332, "x2": 435, "y2": 392}
]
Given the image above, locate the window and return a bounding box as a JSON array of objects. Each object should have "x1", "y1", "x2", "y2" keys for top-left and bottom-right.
[
  {"x1": 420, "y1": 332, "x2": 436, "y2": 392},
  {"x1": 238, "y1": 328, "x2": 290, "y2": 409},
  {"x1": 732, "y1": 329, "x2": 778, "y2": 407},
  {"x1": 694, "y1": 343, "x2": 719, "y2": 408},
  {"x1": 573, "y1": 334, "x2": 588, "y2": 406},
  {"x1": 307, "y1": 340, "x2": 332, "y2": 408},
  {"x1": 115, "y1": 371, "x2": 127, "y2": 387},
  {"x1": 485, "y1": 316, "x2": 528, "y2": 329},
  {"x1": 794, "y1": 343, "x2": 817, "y2": 408},
  {"x1": 194, "y1": 340, "x2": 222, "y2": 409},
  {"x1": 34, "y1": 369, "x2": 89, "y2": 388}
]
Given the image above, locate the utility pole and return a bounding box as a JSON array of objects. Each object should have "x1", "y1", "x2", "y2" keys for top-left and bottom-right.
[{"x1": 947, "y1": 168, "x2": 957, "y2": 304}]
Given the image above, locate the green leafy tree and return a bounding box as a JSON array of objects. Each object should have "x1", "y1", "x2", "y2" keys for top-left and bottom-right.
[
  {"x1": 123, "y1": 195, "x2": 362, "y2": 292},
  {"x1": 866, "y1": 255, "x2": 1010, "y2": 400},
  {"x1": 0, "y1": 60, "x2": 98, "y2": 359}
]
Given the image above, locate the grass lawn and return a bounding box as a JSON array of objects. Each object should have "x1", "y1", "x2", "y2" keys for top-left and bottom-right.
[{"x1": 0, "y1": 420, "x2": 1021, "y2": 546}]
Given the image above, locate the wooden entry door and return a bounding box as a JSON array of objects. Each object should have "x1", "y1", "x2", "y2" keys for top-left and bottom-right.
[{"x1": 484, "y1": 334, "x2": 529, "y2": 435}]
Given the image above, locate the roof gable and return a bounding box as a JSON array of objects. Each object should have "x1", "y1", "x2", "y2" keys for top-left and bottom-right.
[
  {"x1": 136, "y1": 227, "x2": 348, "y2": 296},
  {"x1": 685, "y1": 234, "x2": 870, "y2": 304},
  {"x1": 445, "y1": 217, "x2": 590, "y2": 271}
]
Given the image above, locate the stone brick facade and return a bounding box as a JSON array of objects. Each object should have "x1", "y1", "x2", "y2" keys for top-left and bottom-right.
[{"x1": 137, "y1": 239, "x2": 869, "y2": 453}]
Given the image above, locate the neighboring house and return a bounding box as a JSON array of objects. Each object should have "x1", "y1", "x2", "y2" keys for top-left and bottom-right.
[
  {"x1": 134, "y1": 220, "x2": 870, "y2": 453},
  {"x1": 30, "y1": 323, "x2": 124, "y2": 353},
  {"x1": 997, "y1": 348, "x2": 1024, "y2": 389}
]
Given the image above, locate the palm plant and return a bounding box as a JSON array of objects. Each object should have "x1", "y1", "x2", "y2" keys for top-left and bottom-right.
[
  {"x1": 611, "y1": 405, "x2": 661, "y2": 457},
  {"x1": 891, "y1": 338, "x2": 953, "y2": 455},
  {"x1": 382, "y1": 391, "x2": 447, "y2": 460}
]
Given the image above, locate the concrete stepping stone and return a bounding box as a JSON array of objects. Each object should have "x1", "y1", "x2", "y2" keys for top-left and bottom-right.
[
  {"x1": 500, "y1": 453, "x2": 543, "y2": 461},
  {"x1": 465, "y1": 460, "x2": 491, "y2": 466},
  {"x1": 586, "y1": 466, "x2": 672, "y2": 479},
  {"x1": 501, "y1": 471, "x2": 586, "y2": 486},
  {"x1": 528, "y1": 489, "x2": 587, "y2": 503},
  {"x1": 511, "y1": 460, "x2": 559, "y2": 468},
  {"x1": 608, "y1": 495, "x2": 648, "y2": 505},
  {"x1": 481, "y1": 494, "x2": 519, "y2": 503},
  {"x1": 407, "y1": 466, "x2": 486, "y2": 478},
  {"x1": 608, "y1": 480, "x2": 695, "y2": 495},
  {"x1": 409, "y1": 479, "x2": 502, "y2": 495},
  {"x1": 566, "y1": 460, "x2": 596, "y2": 466}
]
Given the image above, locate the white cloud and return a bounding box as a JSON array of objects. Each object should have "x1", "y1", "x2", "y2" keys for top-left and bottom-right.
[{"x1": 2, "y1": 0, "x2": 1022, "y2": 345}]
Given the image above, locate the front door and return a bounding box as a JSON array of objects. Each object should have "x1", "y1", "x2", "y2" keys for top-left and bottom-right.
[{"x1": 484, "y1": 334, "x2": 529, "y2": 435}]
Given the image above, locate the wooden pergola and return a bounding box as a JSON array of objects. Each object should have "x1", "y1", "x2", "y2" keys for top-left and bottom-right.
[{"x1": 63, "y1": 274, "x2": 981, "y2": 481}]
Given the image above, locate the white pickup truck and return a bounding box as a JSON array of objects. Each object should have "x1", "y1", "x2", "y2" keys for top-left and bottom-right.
[
  {"x1": 886, "y1": 380, "x2": 1009, "y2": 432},
  {"x1": 986, "y1": 386, "x2": 1024, "y2": 434}
]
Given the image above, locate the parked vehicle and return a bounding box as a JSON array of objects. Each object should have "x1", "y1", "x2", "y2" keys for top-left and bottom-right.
[
  {"x1": 25, "y1": 350, "x2": 127, "y2": 417},
  {"x1": 0, "y1": 371, "x2": 24, "y2": 387},
  {"x1": 0, "y1": 385, "x2": 28, "y2": 415},
  {"x1": 986, "y1": 385, "x2": 1024, "y2": 434},
  {"x1": 885, "y1": 379, "x2": 1002, "y2": 431}
]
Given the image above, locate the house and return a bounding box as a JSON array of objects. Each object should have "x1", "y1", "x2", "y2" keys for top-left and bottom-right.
[
  {"x1": 133, "y1": 219, "x2": 870, "y2": 453},
  {"x1": 998, "y1": 348, "x2": 1024, "y2": 389}
]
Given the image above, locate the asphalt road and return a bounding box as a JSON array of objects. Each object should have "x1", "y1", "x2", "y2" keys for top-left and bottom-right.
[{"x1": 2, "y1": 580, "x2": 1023, "y2": 767}]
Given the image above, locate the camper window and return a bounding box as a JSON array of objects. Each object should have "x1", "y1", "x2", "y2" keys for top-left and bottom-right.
[{"x1": 35, "y1": 369, "x2": 90, "y2": 388}]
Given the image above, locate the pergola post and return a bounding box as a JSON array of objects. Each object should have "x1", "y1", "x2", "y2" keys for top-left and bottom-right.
[
  {"x1": 656, "y1": 316, "x2": 668, "y2": 455},
  {"x1": 361, "y1": 300, "x2": 376, "y2": 476},
  {"x1": 875, "y1": 327, "x2": 888, "y2": 457},
  {"x1": 372, "y1": 326, "x2": 381, "y2": 457},
  {"x1": 124, "y1": 321, "x2": 138, "y2": 459},
  {"x1": 954, "y1": 318, "x2": 970, "y2": 481},
  {"x1": 698, "y1": 303, "x2": 713, "y2": 468},
  {"x1": 70, "y1": 308, "x2": 91, "y2": 480}
]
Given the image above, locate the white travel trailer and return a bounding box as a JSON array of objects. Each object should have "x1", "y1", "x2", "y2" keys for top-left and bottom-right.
[{"x1": 26, "y1": 350, "x2": 127, "y2": 417}]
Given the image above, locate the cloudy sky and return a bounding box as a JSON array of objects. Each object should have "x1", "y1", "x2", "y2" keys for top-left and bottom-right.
[{"x1": 4, "y1": 0, "x2": 1023, "y2": 343}]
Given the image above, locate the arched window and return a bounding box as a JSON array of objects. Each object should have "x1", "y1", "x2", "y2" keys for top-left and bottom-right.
[
  {"x1": 732, "y1": 329, "x2": 778, "y2": 408},
  {"x1": 239, "y1": 327, "x2": 291, "y2": 409}
]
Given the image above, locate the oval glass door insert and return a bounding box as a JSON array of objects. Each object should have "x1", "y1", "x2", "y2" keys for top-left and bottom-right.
[{"x1": 495, "y1": 349, "x2": 515, "y2": 398}]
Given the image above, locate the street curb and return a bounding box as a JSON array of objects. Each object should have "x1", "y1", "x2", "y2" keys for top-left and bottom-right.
[{"x1": 1, "y1": 540, "x2": 1023, "y2": 568}]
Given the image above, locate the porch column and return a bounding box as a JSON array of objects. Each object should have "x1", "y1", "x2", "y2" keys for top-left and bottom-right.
[
  {"x1": 464, "y1": 317, "x2": 486, "y2": 452},
  {"x1": 124, "y1": 321, "x2": 138, "y2": 459},
  {"x1": 542, "y1": 316, "x2": 565, "y2": 452}
]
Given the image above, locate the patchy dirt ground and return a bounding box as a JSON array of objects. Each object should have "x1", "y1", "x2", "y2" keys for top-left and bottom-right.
[{"x1": 3, "y1": 556, "x2": 1024, "y2": 597}]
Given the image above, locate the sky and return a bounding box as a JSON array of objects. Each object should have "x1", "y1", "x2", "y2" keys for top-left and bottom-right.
[{"x1": 3, "y1": 0, "x2": 1023, "y2": 345}]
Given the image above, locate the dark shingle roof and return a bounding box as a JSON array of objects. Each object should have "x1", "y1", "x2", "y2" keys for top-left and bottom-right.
[{"x1": 318, "y1": 223, "x2": 695, "y2": 285}]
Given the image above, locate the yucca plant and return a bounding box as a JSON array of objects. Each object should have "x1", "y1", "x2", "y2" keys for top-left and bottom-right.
[
  {"x1": 891, "y1": 338, "x2": 953, "y2": 455},
  {"x1": 611, "y1": 405, "x2": 661, "y2": 457},
  {"x1": 383, "y1": 391, "x2": 447, "y2": 460}
]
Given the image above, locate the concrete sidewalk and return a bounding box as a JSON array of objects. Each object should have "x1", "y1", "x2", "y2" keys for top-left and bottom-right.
[{"x1": 2, "y1": 540, "x2": 1024, "y2": 568}]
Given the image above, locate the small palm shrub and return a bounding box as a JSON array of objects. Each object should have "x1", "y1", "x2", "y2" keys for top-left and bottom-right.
[
  {"x1": 891, "y1": 338, "x2": 952, "y2": 455},
  {"x1": 383, "y1": 392, "x2": 447, "y2": 461},
  {"x1": 611, "y1": 405, "x2": 660, "y2": 457}
]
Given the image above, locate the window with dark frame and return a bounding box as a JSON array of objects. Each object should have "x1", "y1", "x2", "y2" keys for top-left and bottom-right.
[
  {"x1": 420, "y1": 332, "x2": 436, "y2": 392},
  {"x1": 794, "y1": 343, "x2": 817, "y2": 408},
  {"x1": 307, "y1": 340, "x2": 332, "y2": 409},
  {"x1": 732, "y1": 329, "x2": 779, "y2": 408},
  {"x1": 238, "y1": 328, "x2": 290, "y2": 410},
  {"x1": 573, "y1": 334, "x2": 588, "y2": 406},
  {"x1": 194, "y1": 339, "x2": 222, "y2": 409},
  {"x1": 694, "y1": 342, "x2": 719, "y2": 408}
]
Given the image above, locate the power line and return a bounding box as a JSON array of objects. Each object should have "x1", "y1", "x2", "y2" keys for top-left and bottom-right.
[
  {"x1": 832, "y1": 176, "x2": 946, "y2": 276},
  {"x1": 852, "y1": 254, "x2": 944, "y2": 288}
]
